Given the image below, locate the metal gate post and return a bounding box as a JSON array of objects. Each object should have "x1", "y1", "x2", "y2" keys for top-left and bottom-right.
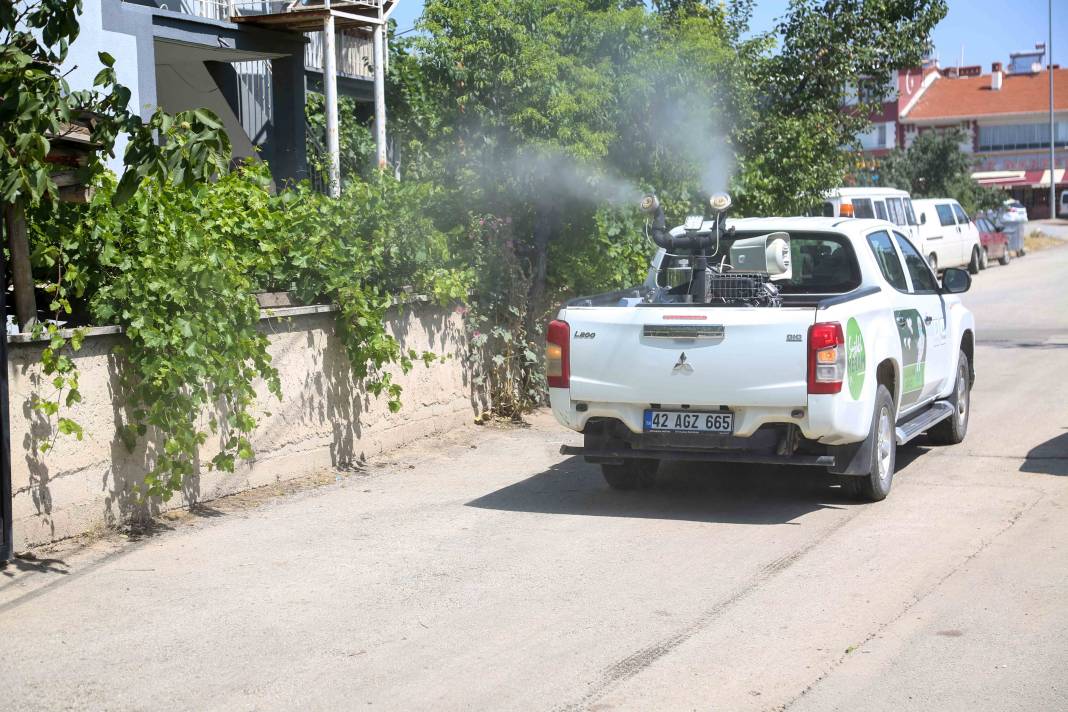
[{"x1": 1, "y1": 211, "x2": 14, "y2": 564}]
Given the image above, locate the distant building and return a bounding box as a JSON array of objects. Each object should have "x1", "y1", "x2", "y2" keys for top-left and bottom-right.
[
  {"x1": 64, "y1": 0, "x2": 385, "y2": 185},
  {"x1": 850, "y1": 60, "x2": 941, "y2": 159},
  {"x1": 854, "y1": 45, "x2": 1067, "y2": 216}
]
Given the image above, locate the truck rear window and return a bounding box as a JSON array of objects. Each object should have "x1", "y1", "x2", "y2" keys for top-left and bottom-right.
[{"x1": 657, "y1": 232, "x2": 861, "y2": 295}]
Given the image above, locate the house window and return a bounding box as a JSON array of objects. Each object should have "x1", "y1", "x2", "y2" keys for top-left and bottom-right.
[
  {"x1": 877, "y1": 123, "x2": 887, "y2": 147},
  {"x1": 978, "y1": 121, "x2": 1068, "y2": 151}
]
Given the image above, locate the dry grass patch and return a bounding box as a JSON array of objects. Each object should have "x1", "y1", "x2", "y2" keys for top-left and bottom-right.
[{"x1": 1025, "y1": 230, "x2": 1065, "y2": 252}]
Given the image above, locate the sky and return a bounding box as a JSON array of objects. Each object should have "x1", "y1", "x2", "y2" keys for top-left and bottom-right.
[{"x1": 390, "y1": 0, "x2": 1067, "y2": 70}]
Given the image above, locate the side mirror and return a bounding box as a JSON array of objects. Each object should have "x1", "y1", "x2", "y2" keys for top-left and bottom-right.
[
  {"x1": 941, "y1": 267, "x2": 971, "y2": 294},
  {"x1": 919, "y1": 213, "x2": 927, "y2": 225}
]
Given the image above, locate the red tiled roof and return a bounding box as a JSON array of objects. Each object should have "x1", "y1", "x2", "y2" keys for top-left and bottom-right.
[{"x1": 905, "y1": 68, "x2": 1068, "y2": 120}]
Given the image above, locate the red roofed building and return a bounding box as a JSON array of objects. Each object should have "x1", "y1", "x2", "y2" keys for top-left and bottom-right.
[{"x1": 898, "y1": 50, "x2": 1067, "y2": 216}]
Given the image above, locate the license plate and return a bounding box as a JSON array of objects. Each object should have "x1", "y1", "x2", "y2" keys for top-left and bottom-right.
[{"x1": 643, "y1": 410, "x2": 734, "y2": 433}]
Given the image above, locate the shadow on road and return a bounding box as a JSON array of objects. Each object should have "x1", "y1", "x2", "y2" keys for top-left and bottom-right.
[
  {"x1": 0, "y1": 553, "x2": 69, "y2": 578},
  {"x1": 1021, "y1": 429, "x2": 1068, "y2": 476},
  {"x1": 466, "y1": 455, "x2": 863, "y2": 525}
]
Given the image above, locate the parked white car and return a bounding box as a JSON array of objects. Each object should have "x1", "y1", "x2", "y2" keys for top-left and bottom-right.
[
  {"x1": 549, "y1": 197, "x2": 976, "y2": 502},
  {"x1": 821, "y1": 187, "x2": 921, "y2": 245},
  {"x1": 1000, "y1": 199, "x2": 1029, "y2": 223},
  {"x1": 1058, "y1": 191, "x2": 1068, "y2": 217},
  {"x1": 911, "y1": 198, "x2": 983, "y2": 274}
]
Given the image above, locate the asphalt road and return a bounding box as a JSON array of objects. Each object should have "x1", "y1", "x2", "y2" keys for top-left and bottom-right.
[{"x1": 2, "y1": 246, "x2": 1067, "y2": 711}]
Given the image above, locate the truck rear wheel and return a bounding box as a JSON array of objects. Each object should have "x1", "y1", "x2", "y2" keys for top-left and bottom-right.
[
  {"x1": 601, "y1": 459, "x2": 658, "y2": 490},
  {"x1": 842, "y1": 384, "x2": 896, "y2": 502}
]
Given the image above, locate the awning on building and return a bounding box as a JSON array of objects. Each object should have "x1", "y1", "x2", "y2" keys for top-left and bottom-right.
[
  {"x1": 971, "y1": 169, "x2": 1065, "y2": 187},
  {"x1": 972, "y1": 170, "x2": 1027, "y2": 186}
]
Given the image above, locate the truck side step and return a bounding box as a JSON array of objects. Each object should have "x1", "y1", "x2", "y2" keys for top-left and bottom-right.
[{"x1": 895, "y1": 401, "x2": 955, "y2": 445}]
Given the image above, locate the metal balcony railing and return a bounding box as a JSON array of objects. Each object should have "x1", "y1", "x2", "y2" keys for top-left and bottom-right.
[{"x1": 158, "y1": 1, "x2": 388, "y2": 23}]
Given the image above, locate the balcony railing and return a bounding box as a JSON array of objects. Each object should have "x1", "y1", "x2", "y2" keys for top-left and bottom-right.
[
  {"x1": 149, "y1": 0, "x2": 376, "y2": 80},
  {"x1": 305, "y1": 29, "x2": 374, "y2": 80}
]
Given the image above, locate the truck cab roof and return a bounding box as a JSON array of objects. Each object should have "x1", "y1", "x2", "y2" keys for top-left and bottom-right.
[{"x1": 724, "y1": 216, "x2": 895, "y2": 235}]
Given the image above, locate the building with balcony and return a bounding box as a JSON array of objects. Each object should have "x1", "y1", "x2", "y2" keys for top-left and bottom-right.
[{"x1": 63, "y1": 0, "x2": 387, "y2": 185}]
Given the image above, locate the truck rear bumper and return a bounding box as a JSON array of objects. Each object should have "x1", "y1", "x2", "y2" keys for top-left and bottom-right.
[
  {"x1": 550, "y1": 388, "x2": 871, "y2": 445},
  {"x1": 560, "y1": 444, "x2": 835, "y2": 467}
]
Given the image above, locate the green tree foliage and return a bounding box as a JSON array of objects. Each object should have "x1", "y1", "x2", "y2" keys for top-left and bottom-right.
[
  {"x1": 1, "y1": 0, "x2": 230, "y2": 208},
  {"x1": 3, "y1": 0, "x2": 229, "y2": 459},
  {"x1": 397, "y1": 0, "x2": 946, "y2": 412},
  {"x1": 305, "y1": 91, "x2": 376, "y2": 184},
  {"x1": 875, "y1": 128, "x2": 1003, "y2": 212},
  {"x1": 736, "y1": 0, "x2": 947, "y2": 215}
]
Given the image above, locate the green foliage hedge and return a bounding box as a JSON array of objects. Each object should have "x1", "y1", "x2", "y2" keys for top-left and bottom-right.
[{"x1": 28, "y1": 162, "x2": 468, "y2": 499}]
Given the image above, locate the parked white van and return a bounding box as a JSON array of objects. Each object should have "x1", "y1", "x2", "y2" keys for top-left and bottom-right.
[
  {"x1": 912, "y1": 198, "x2": 983, "y2": 274},
  {"x1": 822, "y1": 187, "x2": 920, "y2": 243}
]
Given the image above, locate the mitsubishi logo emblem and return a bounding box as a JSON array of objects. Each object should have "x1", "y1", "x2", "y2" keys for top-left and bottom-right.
[{"x1": 672, "y1": 352, "x2": 694, "y2": 374}]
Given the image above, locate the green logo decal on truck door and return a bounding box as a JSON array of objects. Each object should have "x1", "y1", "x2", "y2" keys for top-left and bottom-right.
[
  {"x1": 894, "y1": 308, "x2": 927, "y2": 406},
  {"x1": 846, "y1": 317, "x2": 866, "y2": 400}
]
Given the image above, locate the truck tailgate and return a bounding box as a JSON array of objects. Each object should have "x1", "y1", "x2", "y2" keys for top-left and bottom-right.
[{"x1": 565, "y1": 307, "x2": 816, "y2": 407}]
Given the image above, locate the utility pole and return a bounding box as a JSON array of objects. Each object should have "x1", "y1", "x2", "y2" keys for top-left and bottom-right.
[
  {"x1": 323, "y1": 2, "x2": 341, "y2": 198},
  {"x1": 1049, "y1": 0, "x2": 1057, "y2": 220}
]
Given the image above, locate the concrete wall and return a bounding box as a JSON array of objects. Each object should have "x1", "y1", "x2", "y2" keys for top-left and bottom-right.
[{"x1": 6, "y1": 304, "x2": 476, "y2": 550}]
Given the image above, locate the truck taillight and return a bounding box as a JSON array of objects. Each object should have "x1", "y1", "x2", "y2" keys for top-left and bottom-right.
[
  {"x1": 808, "y1": 322, "x2": 845, "y2": 394},
  {"x1": 547, "y1": 320, "x2": 570, "y2": 388}
]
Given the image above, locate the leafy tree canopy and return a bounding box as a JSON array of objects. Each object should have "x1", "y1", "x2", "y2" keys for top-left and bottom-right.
[{"x1": 875, "y1": 128, "x2": 1004, "y2": 213}]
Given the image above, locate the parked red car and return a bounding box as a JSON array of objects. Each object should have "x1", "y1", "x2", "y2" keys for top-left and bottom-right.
[{"x1": 974, "y1": 216, "x2": 1011, "y2": 268}]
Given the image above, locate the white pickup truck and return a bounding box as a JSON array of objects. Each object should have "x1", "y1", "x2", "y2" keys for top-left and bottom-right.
[{"x1": 547, "y1": 195, "x2": 976, "y2": 501}]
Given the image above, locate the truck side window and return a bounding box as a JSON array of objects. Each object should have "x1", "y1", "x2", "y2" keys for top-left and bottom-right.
[
  {"x1": 866, "y1": 230, "x2": 908, "y2": 291},
  {"x1": 874, "y1": 200, "x2": 888, "y2": 221},
  {"x1": 886, "y1": 198, "x2": 904, "y2": 225},
  {"x1": 936, "y1": 204, "x2": 956, "y2": 226},
  {"x1": 904, "y1": 199, "x2": 918, "y2": 225},
  {"x1": 952, "y1": 203, "x2": 970, "y2": 224},
  {"x1": 894, "y1": 232, "x2": 939, "y2": 293},
  {"x1": 852, "y1": 198, "x2": 875, "y2": 219}
]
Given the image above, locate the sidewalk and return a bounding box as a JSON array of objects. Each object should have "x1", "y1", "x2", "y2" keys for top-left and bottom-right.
[{"x1": 1027, "y1": 218, "x2": 1068, "y2": 241}]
